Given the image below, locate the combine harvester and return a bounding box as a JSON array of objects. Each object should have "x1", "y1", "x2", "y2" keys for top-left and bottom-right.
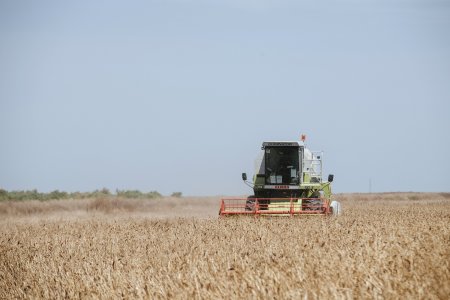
[{"x1": 219, "y1": 135, "x2": 342, "y2": 217}]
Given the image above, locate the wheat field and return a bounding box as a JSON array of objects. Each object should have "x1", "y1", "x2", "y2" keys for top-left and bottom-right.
[{"x1": 1, "y1": 193, "x2": 449, "y2": 299}]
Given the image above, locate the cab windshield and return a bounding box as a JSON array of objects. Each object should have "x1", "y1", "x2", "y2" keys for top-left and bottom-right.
[{"x1": 264, "y1": 147, "x2": 300, "y2": 185}]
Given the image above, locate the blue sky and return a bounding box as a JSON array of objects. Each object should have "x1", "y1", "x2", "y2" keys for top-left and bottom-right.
[{"x1": 1, "y1": 0, "x2": 449, "y2": 195}]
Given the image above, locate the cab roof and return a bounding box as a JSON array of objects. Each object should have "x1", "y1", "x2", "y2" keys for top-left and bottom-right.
[{"x1": 262, "y1": 141, "x2": 304, "y2": 147}]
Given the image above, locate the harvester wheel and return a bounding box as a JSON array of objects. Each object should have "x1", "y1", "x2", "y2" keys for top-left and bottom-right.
[
  {"x1": 330, "y1": 200, "x2": 342, "y2": 216},
  {"x1": 304, "y1": 198, "x2": 322, "y2": 211},
  {"x1": 245, "y1": 196, "x2": 256, "y2": 211}
]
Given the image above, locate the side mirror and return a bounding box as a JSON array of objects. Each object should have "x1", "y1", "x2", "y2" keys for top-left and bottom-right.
[
  {"x1": 242, "y1": 173, "x2": 247, "y2": 181},
  {"x1": 328, "y1": 174, "x2": 334, "y2": 182}
]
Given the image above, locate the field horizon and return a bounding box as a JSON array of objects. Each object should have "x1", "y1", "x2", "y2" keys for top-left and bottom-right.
[{"x1": 1, "y1": 192, "x2": 449, "y2": 220}]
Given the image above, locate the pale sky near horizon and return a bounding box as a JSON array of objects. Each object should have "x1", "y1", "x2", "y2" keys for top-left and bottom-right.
[{"x1": 1, "y1": 0, "x2": 449, "y2": 196}]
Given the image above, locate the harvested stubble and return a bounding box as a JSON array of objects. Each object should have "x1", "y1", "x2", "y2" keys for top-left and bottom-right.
[{"x1": 0, "y1": 193, "x2": 449, "y2": 299}]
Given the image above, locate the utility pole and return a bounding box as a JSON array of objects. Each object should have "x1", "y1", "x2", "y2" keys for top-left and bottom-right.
[{"x1": 369, "y1": 178, "x2": 372, "y2": 193}]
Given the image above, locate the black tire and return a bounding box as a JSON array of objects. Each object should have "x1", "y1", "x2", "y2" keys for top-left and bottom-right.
[
  {"x1": 303, "y1": 198, "x2": 322, "y2": 211},
  {"x1": 245, "y1": 195, "x2": 256, "y2": 211}
]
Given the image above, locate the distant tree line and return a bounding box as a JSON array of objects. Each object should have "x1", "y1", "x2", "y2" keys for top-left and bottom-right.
[{"x1": 0, "y1": 188, "x2": 165, "y2": 201}]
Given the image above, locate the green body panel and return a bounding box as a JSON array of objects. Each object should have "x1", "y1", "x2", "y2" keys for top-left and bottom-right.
[
  {"x1": 254, "y1": 175, "x2": 265, "y2": 186},
  {"x1": 303, "y1": 173, "x2": 311, "y2": 183},
  {"x1": 252, "y1": 180, "x2": 333, "y2": 203}
]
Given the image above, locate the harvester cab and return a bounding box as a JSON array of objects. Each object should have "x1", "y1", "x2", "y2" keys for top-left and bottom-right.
[{"x1": 219, "y1": 136, "x2": 341, "y2": 216}]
